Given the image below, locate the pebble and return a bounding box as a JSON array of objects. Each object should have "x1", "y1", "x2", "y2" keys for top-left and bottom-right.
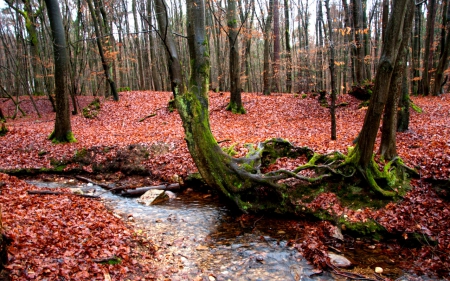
[
  {"x1": 375, "y1": 267, "x2": 383, "y2": 273},
  {"x1": 328, "y1": 253, "x2": 352, "y2": 268}
]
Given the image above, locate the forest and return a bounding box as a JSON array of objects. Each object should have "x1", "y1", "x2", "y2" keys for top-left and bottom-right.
[{"x1": 0, "y1": 0, "x2": 449, "y2": 280}]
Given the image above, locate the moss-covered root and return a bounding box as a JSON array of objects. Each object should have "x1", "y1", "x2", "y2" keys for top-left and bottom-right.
[
  {"x1": 226, "y1": 101, "x2": 246, "y2": 114},
  {"x1": 48, "y1": 131, "x2": 77, "y2": 144}
]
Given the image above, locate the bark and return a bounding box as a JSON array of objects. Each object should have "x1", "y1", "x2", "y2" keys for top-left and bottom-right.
[
  {"x1": 45, "y1": 0, "x2": 75, "y2": 143},
  {"x1": 226, "y1": 0, "x2": 245, "y2": 113},
  {"x1": 354, "y1": 0, "x2": 411, "y2": 169},
  {"x1": 379, "y1": 6, "x2": 414, "y2": 160},
  {"x1": 397, "y1": 71, "x2": 410, "y2": 132}
]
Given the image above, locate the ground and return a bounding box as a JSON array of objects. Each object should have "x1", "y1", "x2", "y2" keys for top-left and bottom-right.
[{"x1": 0, "y1": 91, "x2": 449, "y2": 279}]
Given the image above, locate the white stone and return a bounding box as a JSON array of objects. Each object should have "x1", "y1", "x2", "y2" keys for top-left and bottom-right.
[
  {"x1": 328, "y1": 253, "x2": 352, "y2": 268},
  {"x1": 375, "y1": 267, "x2": 383, "y2": 274},
  {"x1": 137, "y1": 190, "x2": 168, "y2": 206}
]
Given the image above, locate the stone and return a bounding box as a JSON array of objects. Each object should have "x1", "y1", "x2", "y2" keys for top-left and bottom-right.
[
  {"x1": 137, "y1": 190, "x2": 169, "y2": 206},
  {"x1": 331, "y1": 226, "x2": 344, "y2": 240},
  {"x1": 328, "y1": 253, "x2": 352, "y2": 268},
  {"x1": 375, "y1": 267, "x2": 383, "y2": 274}
]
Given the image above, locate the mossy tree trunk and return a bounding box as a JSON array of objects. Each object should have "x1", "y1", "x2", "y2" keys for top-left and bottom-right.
[
  {"x1": 350, "y1": 0, "x2": 414, "y2": 196},
  {"x1": 155, "y1": 0, "x2": 417, "y2": 219},
  {"x1": 45, "y1": 0, "x2": 75, "y2": 143}
]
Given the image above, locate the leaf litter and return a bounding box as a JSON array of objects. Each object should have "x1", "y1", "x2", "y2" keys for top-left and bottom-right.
[{"x1": 0, "y1": 91, "x2": 449, "y2": 279}]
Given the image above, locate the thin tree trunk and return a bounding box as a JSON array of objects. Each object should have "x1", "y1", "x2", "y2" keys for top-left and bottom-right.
[
  {"x1": 263, "y1": 0, "x2": 274, "y2": 95},
  {"x1": 86, "y1": 0, "x2": 119, "y2": 101},
  {"x1": 324, "y1": 0, "x2": 337, "y2": 140}
]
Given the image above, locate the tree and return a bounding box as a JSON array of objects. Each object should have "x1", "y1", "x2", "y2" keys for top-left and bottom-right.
[
  {"x1": 432, "y1": 1, "x2": 450, "y2": 96},
  {"x1": 226, "y1": 0, "x2": 245, "y2": 114},
  {"x1": 324, "y1": 0, "x2": 337, "y2": 140},
  {"x1": 44, "y1": 0, "x2": 75, "y2": 143},
  {"x1": 379, "y1": 4, "x2": 415, "y2": 159},
  {"x1": 351, "y1": 0, "x2": 414, "y2": 196},
  {"x1": 86, "y1": 0, "x2": 119, "y2": 101},
  {"x1": 284, "y1": 0, "x2": 292, "y2": 93},
  {"x1": 419, "y1": 0, "x2": 437, "y2": 95},
  {"x1": 262, "y1": 0, "x2": 274, "y2": 95},
  {"x1": 272, "y1": 0, "x2": 280, "y2": 92},
  {"x1": 157, "y1": 0, "x2": 416, "y2": 222}
]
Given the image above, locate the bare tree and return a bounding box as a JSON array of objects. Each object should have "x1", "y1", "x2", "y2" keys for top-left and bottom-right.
[{"x1": 44, "y1": 0, "x2": 75, "y2": 143}]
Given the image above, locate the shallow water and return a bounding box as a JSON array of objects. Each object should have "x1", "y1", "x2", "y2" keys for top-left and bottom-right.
[{"x1": 27, "y1": 179, "x2": 336, "y2": 280}]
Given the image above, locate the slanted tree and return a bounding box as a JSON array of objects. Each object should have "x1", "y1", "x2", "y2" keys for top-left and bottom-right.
[
  {"x1": 45, "y1": 0, "x2": 75, "y2": 143},
  {"x1": 350, "y1": 0, "x2": 415, "y2": 196},
  {"x1": 156, "y1": 0, "x2": 416, "y2": 231}
]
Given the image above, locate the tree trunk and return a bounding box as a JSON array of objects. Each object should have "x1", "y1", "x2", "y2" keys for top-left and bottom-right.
[
  {"x1": 354, "y1": 0, "x2": 411, "y2": 169},
  {"x1": 147, "y1": 1, "x2": 163, "y2": 91},
  {"x1": 379, "y1": 6, "x2": 414, "y2": 160},
  {"x1": 44, "y1": 0, "x2": 75, "y2": 143},
  {"x1": 324, "y1": 0, "x2": 337, "y2": 140},
  {"x1": 284, "y1": 0, "x2": 292, "y2": 93},
  {"x1": 272, "y1": 0, "x2": 280, "y2": 92},
  {"x1": 263, "y1": 0, "x2": 274, "y2": 95},
  {"x1": 226, "y1": 0, "x2": 245, "y2": 113},
  {"x1": 432, "y1": 5, "x2": 450, "y2": 96},
  {"x1": 412, "y1": 3, "x2": 422, "y2": 95},
  {"x1": 86, "y1": 0, "x2": 119, "y2": 101},
  {"x1": 420, "y1": 0, "x2": 437, "y2": 95}
]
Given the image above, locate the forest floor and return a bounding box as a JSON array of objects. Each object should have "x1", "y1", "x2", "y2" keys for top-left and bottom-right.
[{"x1": 0, "y1": 91, "x2": 449, "y2": 280}]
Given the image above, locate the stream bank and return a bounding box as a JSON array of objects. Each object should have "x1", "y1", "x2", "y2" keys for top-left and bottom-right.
[{"x1": 23, "y1": 174, "x2": 421, "y2": 280}]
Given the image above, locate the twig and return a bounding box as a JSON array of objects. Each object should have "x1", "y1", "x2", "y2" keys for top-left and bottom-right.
[
  {"x1": 138, "y1": 113, "x2": 156, "y2": 122},
  {"x1": 27, "y1": 190, "x2": 99, "y2": 199}
]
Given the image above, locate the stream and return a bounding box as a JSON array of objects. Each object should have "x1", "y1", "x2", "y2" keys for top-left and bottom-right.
[{"x1": 26, "y1": 178, "x2": 415, "y2": 281}]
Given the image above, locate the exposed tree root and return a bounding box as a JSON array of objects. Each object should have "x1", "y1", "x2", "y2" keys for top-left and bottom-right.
[{"x1": 218, "y1": 138, "x2": 418, "y2": 218}]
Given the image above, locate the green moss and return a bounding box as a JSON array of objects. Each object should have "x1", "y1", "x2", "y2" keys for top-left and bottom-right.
[
  {"x1": 226, "y1": 101, "x2": 246, "y2": 114},
  {"x1": 49, "y1": 131, "x2": 77, "y2": 144},
  {"x1": 222, "y1": 143, "x2": 238, "y2": 156},
  {"x1": 0, "y1": 122, "x2": 8, "y2": 136},
  {"x1": 117, "y1": 86, "x2": 130, "y2": 92},
  {"x1": 301, "y1": 94, "x2": 307, "y2": 99},
  {"x1": 410, "y1": 100, "x2": 422, "y2": 113},
  {"x1": 339, "y1": 218, "x2": 386, "y2": 239},
  {"x1": 82, "y1": 98, "x2": 101, "y2": 118},
  {"x1": 168, "y1": 99, "x2": 176, "y2": 112}
]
